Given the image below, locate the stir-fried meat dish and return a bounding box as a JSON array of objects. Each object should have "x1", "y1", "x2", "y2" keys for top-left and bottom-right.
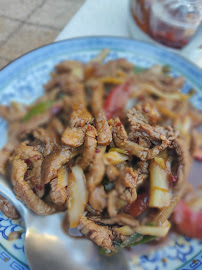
[{"x1": 0, "y1": 50, "x2": 201, "y2": 252}]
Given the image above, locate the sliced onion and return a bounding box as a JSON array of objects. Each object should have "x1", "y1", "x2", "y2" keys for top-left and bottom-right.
[
  {"x1": 67, "y1": 166, "x2": 88, "y2": 228},
  {"x1": 149, "y1": 157, "x2": 171, "y2": 208},
  {"x1": 136, "y1": 220, "x2": 171, "y2": 237},
  {"x1": 118, "y1": 225, "x2": 135, "y2": 236},
  {"x1": 103, "y1": 151, "x2": 128, "y2": 165},
  {"x1": 57, "y1": 165, "x2": 68, "y2": 188},
  {"x1": 133, "y1": 83, "x2": 187, "y2": 100}
]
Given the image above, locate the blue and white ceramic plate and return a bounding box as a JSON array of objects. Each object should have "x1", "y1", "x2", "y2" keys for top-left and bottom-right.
[{"x1": 0, "y1": 37, "x2": 201, "y2": 270}]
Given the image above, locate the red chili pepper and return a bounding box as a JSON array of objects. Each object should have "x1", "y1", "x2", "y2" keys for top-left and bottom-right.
[
  {"x1": 194, "y1": 149, "x2": 202, "y2": 161},
  {"x1": 172, "y1": 200, "x2": 202, "y2": 239},
  {"x1": 25, "y1": 159, "x2": 32, "y2": 167},
  {"x1": 104, "y1": 80, "x2": 132, "y2": 120},
  {"x1": 168, "y1": 165, "x2": 180, "y2": 184},
  {"x1": 125, "y1": 193, "x2": 149, "y2": 218}
]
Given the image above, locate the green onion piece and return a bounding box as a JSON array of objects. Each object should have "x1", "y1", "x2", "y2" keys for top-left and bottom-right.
[
  {"x1": 108, "y1": 148, "x2": 127, "y2": 155},
  {"x1": 134, "y1": 66, "x2": 146, "y2": 74},
  {"x1": 102, "y1": 177, "x2": 114, "y2": 192},
  {"x1": 102, "y1": 233, "x2": 143, "y2": 255},
  {"x1": 101, "y1": 233, "x2": 156, "y2": 255},
  {"x1": 147, "y1": 222, "x2": 156, "y2": 226},
  {"x1": 128, "y1": 235, "x2": 156, "y2": 247},
  {"x1": 23, "y1": 100, "x2": 54, "y2": 122},
  {"x1": 188, "y1": 88, "x2": 196, "y2": 97},
  {"x1": 100, "y1": 247, "x2": 112, "y2": 256},
  {"x1": 162, "y1": 65, "x2": 170, "y2": 74}
]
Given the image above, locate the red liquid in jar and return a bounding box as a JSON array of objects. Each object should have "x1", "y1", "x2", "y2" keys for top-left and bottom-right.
[{"x1": 130, "y1": 0, "x2": 200, "y2": 49}]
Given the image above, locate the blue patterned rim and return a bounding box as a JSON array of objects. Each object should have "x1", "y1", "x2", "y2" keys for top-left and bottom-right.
[{"x1": 0, "y1": 36, "x2": 201, "y2": 270}]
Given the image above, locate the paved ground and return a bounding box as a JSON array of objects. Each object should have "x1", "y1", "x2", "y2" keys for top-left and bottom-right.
[{"x1": 0, "y1": 0, "x2": 84, "y2": 69}]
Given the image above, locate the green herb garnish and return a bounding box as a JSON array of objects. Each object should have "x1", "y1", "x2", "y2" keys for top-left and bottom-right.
[
  {"x1": 101, "y1": 233, "x2": 156, "y2": 255},
  {"x1": 134, "y1": 66, "x2": 146, "y2": 74},
  {"x1": 102, "y1": 177, "x2": 114, "y2": 192},
  {"x1": 162, "y1": 65, "x2": 170, "y2": 74},
  {"x1": 23, "y1": 100, "x2": 54, "y2": 122},
  {"x1": 108, "y1": 148, "x2": 127, "y2": 154},
  {"x1": 128, "y1": 235, "x2": 156, "y2": 247}
]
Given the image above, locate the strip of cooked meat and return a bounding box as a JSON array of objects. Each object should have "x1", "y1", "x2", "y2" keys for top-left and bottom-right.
[
  {"x1": 141, "y1": 72, "x2": 185, "y2": 94},
  {"x1": 115, "y1": 167, "x2": 137, "y2": 204},
  {"x1": 112, "y1": 227, "x2": 128, "y2": 242},
  {"x1": 61, "y1": 126, "x2": 86, "y2": 147},
  {"x1": 19, "y1": 100, "x2": 63, "y2": 138},
  {"x1": 108, "y1": 189, "x2": 119, "y2": 217},
  {"x1": 11, "y1": 158, "x2": 55, "y2": 215},
  {"x1": 48, "y1": 118, "x2": 64, "y2": 136},
  {"x1": 77, "y1": 216, "x2": 114, "y2": 250},
  {"x1": 12, "y1": 141, "x2": 44, "y2": 198},
  {"x1": 106, "y1": 165, "x2": 120, "y2": 182},
  {"x1": 0, "y1": 142, "x2": 16, "y2": 175},
  {"x1": 62, "y1": 79, "x2": 87, "y2": 106},
  {"x1": 55, "y1": 60, "x2": 84, "y2": 81},
  {"x1": 0, "y1": 195, "x2": 20, "y2": 219},
  {"x1": 127, "y1": 106, "x2": 178, "y2": 142},
  {"x1": 70, "y1": 105, "x2": 94, "y2": 128},
  {"x1": 89, "y1": 185, "x2": 107, "y2": 212},
  {"x1": 172, "y1": 137, "x2": 192, "y2": 180},
  {"x1": 41, "y1": 145, "x2": 79, "y2": 184},
  {"x1": 78, "y1": 125, "x2": 97, "y2": 170},
  {"x1": 90, "y1": 80, "x2": 112, "y2": 145},
  {"x1": 33, "y1": 128, "x2": 59, "y2": 156},
  {"x1": 50, "y1": 178, "x2": 67, "y2": 205},
  {"x1": 0, "y1": 103, "x2": 27, "y2": 122},
  {"x1": 104, "y1": 58, "x2": 134, "y2": 77},
  {"x1": 110, "y1": 117, "x2": 176, "y2": 161},
  {"x1": 136, "y1": 161, "x2": 150, "y2": 185},
  {"x1": 109, "y1": 117, "x2": 145, "y2": 157},
  {"x1": 89, "y1": 213, "x2": 139, "y2": 227},
  {"x1": 86, "y1": 146, "x2": 106, "y2": 192}
]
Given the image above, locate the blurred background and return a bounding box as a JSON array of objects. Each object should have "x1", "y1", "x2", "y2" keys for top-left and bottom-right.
[{"x1": 0, "y1": 0, "x2": 84, "y2": 69}]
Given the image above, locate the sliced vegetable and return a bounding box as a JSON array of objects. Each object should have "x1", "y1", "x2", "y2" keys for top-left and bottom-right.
[
  {"x1": 128, "y1": 235, "x2": 155, "y2": 247},
  {"x1": 125, "y1": 193, "x2": 149, "y2": 218},
  {"x1": 149, "y1": 152, "x2": 171, "y2": 208},
  {"x1": 57, "y1": 165, "x2": 68, "y2": 188},
  {"x1": 133, "y1": 83, "x2": 188, "y2": 101},
  {"x1": 172, "y1": 200, "x2": 202, "y2": 239},
  {"x1": 108, "y1": 148, "x2": 127, "y2": 154},
  {"x1": 103, "y1": 151, "x2": 128, "y2": 165},
  {"x1": 118, "y1": 225, "x2": 135, "y2": 236},
  {"x1": 67, "y1": 166, "x2": 88, "y2": 228},
  {"x1": 104, "y1": 80, "x2": 132, "y2": 120},
  {"x1": 134, "y1": 66, "x2": 146, "y2": 74},
  {"x1": 23, "y1": 100, "x2": 54, "y2": 122},
  {"x1": 194, "y1": 149, "x2": 202, "y2": 161},
  {"x1": 100, "y1": 76, "x2": 124, "y2": 85},
  {"x1": 135, "y1": 220, "x2": 171, "y2": 237},
  {"x1": 102, "y1": 177, "x2": 114, "y2": 192},
  {"x1": 162, "y1": 65, "x2": 170, "y2": 74},
  {"x1": 91, "y1": 49, "x2": 109, "y2": 63},
  {"x1": 102, "y1": 232, "x2": 155, "y2": 255}
]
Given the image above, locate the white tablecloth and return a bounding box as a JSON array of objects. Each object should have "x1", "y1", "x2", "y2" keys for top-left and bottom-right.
[
  {"x1": 56, "y1": 0, "x2": 202, "y2": 68},
  {"x1": 56, "y1": 0, "x2": 130, "y2": 40}
]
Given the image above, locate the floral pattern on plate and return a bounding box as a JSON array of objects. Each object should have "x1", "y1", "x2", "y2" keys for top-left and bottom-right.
[{"x1": 0, "y1": 37, "x2": 201, "y2": 270}]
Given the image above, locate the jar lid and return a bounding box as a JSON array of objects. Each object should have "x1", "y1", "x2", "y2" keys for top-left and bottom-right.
[{"x1": 151, "y1": 0, "x2": 201, "y2": 29}]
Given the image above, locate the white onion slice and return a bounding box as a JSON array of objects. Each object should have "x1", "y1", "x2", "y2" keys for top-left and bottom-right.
[{"x1": 67, "y1": 166, "x2": 88, "y2": 228}]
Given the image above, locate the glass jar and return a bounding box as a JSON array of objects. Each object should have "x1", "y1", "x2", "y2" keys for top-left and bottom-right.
[{"x1": 130, "y1": 0, "x2": 201, "y2": 49}]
